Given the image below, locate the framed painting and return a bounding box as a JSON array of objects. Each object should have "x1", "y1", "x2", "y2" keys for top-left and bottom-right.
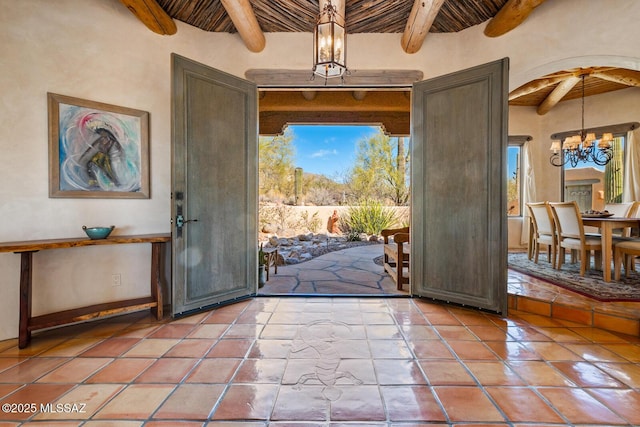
[{"x1": 48, "y1": 93, "x2": 150, "y2": 198}]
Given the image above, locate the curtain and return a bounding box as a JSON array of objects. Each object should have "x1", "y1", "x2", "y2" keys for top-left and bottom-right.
[
  {"x1": 623, "y1": 127, "x2": 640, "y2": 202},
  {"x1": 520, "y1": 141, "x2": 537, "y2": 246}
]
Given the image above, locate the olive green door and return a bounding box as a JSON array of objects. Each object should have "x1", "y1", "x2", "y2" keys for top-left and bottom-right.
[
  {"x1": 171, "y1": 54, "x2": 258, "y2": 315},
  {"x1": 411, "y1": 59, "x2": 509, "y2": 314}
]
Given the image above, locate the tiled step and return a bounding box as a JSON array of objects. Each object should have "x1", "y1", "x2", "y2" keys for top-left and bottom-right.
[{"x1": 508, "y1": 270, "x2": 640, "y2": 337}]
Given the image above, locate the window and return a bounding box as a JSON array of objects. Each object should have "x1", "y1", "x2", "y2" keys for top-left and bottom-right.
[
  {"x1": 507, "y1": 143, "x2": 523, "y2": 217},
  {"x1": 507, "y1": 136, "x2": 530, "y2": 217},
  {"x1": 562, "y1": 133, "x2": 626, "y2": 211}
]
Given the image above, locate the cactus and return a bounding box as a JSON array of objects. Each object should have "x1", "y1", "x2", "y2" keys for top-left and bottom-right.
[{"x1": 604, "y1": 138, "x2": 623, "y2": 203}]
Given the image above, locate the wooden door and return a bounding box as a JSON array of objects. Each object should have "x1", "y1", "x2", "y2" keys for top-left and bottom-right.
[
  {"x1": 411, "y1": 59, "x2": 509, "y2": 314},
  {"x1": 171, "y1": 54, "x2": 258, "y2": 316}
]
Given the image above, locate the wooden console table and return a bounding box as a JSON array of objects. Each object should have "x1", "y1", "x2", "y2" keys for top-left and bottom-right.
[{"x1": 0, "y1": 233, "x2": 171, "y2": 348}]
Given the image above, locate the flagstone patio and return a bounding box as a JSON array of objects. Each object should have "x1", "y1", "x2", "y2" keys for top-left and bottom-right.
[{"x1": 258, "y1": 245, "x2": 406, "y2": 295}]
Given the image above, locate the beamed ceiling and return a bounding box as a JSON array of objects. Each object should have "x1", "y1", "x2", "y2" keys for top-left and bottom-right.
[
  {"x1": 153, "y1": 0, "x2": 507, "y2": 34},
  {"x1": 119, "y1": 0, "x2": 640, "y2": 135}
]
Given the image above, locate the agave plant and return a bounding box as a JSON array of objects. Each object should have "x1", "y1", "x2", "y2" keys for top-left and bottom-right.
[{"x1": 343, "y1": 198, "x2": 398, "y2": 236}]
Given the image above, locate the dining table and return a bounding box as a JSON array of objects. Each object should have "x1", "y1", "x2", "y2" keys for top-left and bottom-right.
[{"x1": 581, "y1": 216, "x2": 640, "y2": 282}]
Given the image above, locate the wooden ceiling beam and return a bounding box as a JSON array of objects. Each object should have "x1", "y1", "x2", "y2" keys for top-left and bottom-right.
[
  {"x1": 508, "y1": 75, "x2": 569, "y2": 100},
  {"x1": 401, "y1": 0, "x2": 447, "y2": 54},
  {"x1": 220, "y1": 0, "x2": 266, "y2": 52},
  {"x1": 591, "y1": 69, "x2": 640, "y2": 88},
  {"x1": 536, "y1": 75, "x2": 580, "y2": 115},
  {"x1": 301, "y1": 91, "x2": 317, "y2": 101},
  {"x1": 352, "y1": 91, "x2": 367, "y2": 101},
  {"x1": 119, "y1": 0, "x2": 177, "y2": 35},
  {"x1": 484, "y1": 0, "x2": 546, "y2": 38}
]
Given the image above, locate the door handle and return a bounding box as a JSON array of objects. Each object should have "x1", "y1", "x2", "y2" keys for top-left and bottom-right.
[{"x1": 176, "y1": 215, "x2": 198, "y2": 228}]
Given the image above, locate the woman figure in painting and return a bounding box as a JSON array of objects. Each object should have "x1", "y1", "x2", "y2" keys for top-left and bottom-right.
[
  {"x1": 58, "y1": 108, "x2": 140, "y2": 193},
  {"x1": 78, "y1": 122, "x2": 125, "y2": 189}
]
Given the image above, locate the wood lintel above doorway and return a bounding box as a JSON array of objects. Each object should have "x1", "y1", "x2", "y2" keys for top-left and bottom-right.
[
  {"x1": 246, "y1": 69, "x2": 423, "y2": 88},
  {"x1": 260, "y1": 110, "x2": 410, "y2": 136},
  {"x1": 248, "y1": 68, "x2": 419, "y2": 136},
  {"x1": 257, "y1": 88, "x2": 412, "y2": 136}
]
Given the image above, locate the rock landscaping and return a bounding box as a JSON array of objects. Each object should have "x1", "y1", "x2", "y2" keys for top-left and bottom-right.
[{"x1": 259, "y1": 232, "x2": 381, "y2": 265}]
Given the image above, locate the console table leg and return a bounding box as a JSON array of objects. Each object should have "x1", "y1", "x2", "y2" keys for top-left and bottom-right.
[
  {"x1": 150, "y1": 242, "x2": 164, "y2": 320},
  {"x1": 18, "y1": 251, "x2": 34, "y2": 349}
]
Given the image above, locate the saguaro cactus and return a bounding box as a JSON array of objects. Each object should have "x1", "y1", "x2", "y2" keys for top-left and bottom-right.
[
  {"x1": 604, "y1": 138, "x2": 623, "y2": 203},
  {"x1": 294, "y1": 167, "x2": 303, "y2": 205}
]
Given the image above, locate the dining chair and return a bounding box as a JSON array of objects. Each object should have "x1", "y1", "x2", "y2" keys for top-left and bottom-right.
[
  {"x1": 629, "y1": 201, "x2": 640, "y2": 237},
  {"x1": 616, "y1": 201, "x2": 640, "y2": 274},
  {"x1": 608, "y1": 201, "x2": 640, "y2": 273},
  {"x1": 614, "y1": 239, "x2": 640, "y2": 280},
  {"x1": 605, "y1": 202, "x2": 636, "y2": 237},
  {"x1": 550, "y1": 201, "x2": 602, "y2": 276},
  {"x1": 604, "y1": 202, "x2": 635, "y2": 218},
  {"x1": 526, "y1": 202, "x2": 557, "y2": 268}
]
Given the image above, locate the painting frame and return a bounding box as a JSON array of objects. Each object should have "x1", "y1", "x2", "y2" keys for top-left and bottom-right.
[{"x1": 48, "y1": 92, "x2": 150, "y2": 199}]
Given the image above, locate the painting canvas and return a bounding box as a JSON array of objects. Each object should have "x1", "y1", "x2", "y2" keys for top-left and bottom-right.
[{"x1": 48, "y1": 93, "x2": 150, "y2": 198}]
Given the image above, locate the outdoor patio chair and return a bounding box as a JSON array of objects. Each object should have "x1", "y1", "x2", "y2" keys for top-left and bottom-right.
[
  {"x1": 381, "y1": 226, "x2": 410, "y2": 290},
  {"x1": 526, "y1": 201, "x2": 557, "y2": 268},
  {"x1": 550, "y1": 201, "x2": 603, "y2": 276}
]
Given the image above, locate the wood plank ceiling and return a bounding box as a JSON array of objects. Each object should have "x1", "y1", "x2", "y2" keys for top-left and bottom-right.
[
  {"x1": 120, "y1": 0, "x2": 640, "y2": 135},
  {"x1": 155, "y1": 0, "x2": 505, "y2": 34}
]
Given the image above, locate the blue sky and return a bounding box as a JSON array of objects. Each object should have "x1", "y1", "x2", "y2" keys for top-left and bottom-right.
[
  {"x1": 287, "y1": 124, "x2": 380, "y2": 179},
  {"x1": 290, "y1": 125, "x2": 527, "y2": 182},
  {"x1": 507, "y1": 146, "x2": 519, "y2": 180}
]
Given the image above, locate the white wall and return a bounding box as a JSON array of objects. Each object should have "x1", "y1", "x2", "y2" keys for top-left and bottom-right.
[{"x1": 1, "y1": 0, "x2": 639, "y2": 340}]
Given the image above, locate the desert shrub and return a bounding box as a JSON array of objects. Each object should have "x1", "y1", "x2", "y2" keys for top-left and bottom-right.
[
  {"x1": 259, "y1": 205, "x2": 296, "y2": 231},
  {"x1": 343, "y1": 229, "x2": 362, "y2": 241},
  {"x1": 306, "y1": 187, "x2": 338, "y2": 206},
  {"x1": 342, "y1": 199, "x2": 398, "y2": 235},
  {"x1": 259, "y1": 205, "x2": 323, "y2": 234},
  {"x1": 299, "y1": 210, "x2": 322, "y2": 233}
]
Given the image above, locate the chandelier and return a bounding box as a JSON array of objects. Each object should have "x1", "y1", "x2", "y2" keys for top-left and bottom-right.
[
  {"x1": 312, "y1": 0, "x2": 346, "y2": 80},
  {"x1": 549, "y1": 74, "x2": 614, "y2": 167}
]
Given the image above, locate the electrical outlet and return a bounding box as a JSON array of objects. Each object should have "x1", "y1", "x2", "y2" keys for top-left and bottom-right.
[{"x1": 112, "y1": 274, "x2": 121, "y2": 287}]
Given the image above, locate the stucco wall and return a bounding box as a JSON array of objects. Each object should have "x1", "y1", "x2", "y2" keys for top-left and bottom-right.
[{"x1": 0, "y1": 0, "x2": 639, "y2": 340}]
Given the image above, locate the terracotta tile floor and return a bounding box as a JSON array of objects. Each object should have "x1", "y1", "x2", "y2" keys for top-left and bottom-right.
[
  {"x1": 261, "y1": 245, "x2": 640, "y2": 337},
  {"x1": 1, "y1": 293, "x2": 639, "y2": 426},
  {"x1": 1, "y1": 246, "x2": 639, "y2": 425}
]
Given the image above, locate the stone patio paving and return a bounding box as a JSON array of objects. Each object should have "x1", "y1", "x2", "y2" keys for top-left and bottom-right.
[{"x1": 258, "y1": 245, "x2": 408, "y2": 296}]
